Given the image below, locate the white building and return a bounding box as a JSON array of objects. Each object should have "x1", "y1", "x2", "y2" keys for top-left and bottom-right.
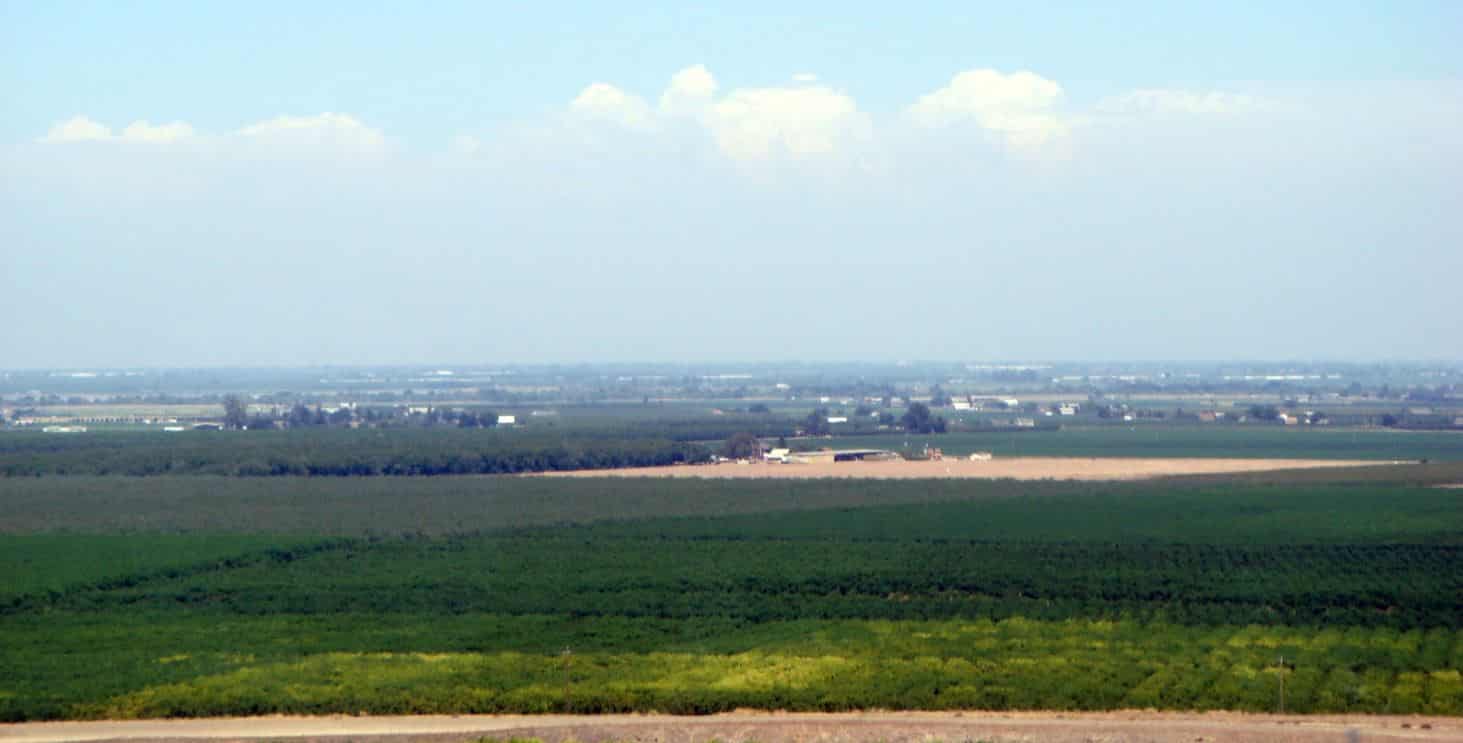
[{"x1": 496, "y1": 415, "x2": 516, "y2": 426}]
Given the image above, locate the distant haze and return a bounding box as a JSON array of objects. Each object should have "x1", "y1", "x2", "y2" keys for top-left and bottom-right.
[{"x1": 3, "y1": 4, "x2": 1461, "y2": 367}]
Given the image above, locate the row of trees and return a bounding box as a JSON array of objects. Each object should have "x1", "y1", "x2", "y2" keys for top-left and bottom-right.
[
  {"x1": 0, "y1": 429, "x2": 710, "y2": 477},
  {"x1": 42, "y1": 536, "x2": 1460, "y2": 631}
]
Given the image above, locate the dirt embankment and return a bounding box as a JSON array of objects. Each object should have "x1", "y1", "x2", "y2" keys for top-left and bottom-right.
[
  {"x1": 3, "y1": 711, "x2": 1460, "y2": 743},
  {"x1": 538, "y1": 457, "x2": 1396, "y2": 481}
]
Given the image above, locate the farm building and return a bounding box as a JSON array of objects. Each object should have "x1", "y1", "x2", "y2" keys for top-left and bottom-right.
[
  {"x1": 496, "y1": 415, "x2": 517, "y2": 426},
  {"x1": 788, "y1": 449, "x2": 899, "y2": 464}
]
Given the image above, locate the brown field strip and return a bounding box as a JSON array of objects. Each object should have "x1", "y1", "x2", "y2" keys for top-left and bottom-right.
[{"x1": 537, "y1": 456, "x2": 1398, "y2": 481}]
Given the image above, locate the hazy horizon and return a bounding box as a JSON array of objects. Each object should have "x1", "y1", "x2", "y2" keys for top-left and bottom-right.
[{"x1": 5, "y1": 3, "x2": 1461, "y2": 368}]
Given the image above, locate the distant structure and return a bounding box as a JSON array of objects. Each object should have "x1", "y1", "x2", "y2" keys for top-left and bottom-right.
[
  {"x1": 787, "y1": 449, "x2": 898, "y2": 464},
  {"x1": 496, "y1": 415, "x2": 517, "y2": 426}
]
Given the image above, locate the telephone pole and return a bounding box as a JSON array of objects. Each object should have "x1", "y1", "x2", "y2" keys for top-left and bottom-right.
[
  {"x1": 1277, "y1": 655, "x2": 1286, "y2": 714},
  {"x1": 561, "y1": 647, "x2": 573, "y2": 713}
]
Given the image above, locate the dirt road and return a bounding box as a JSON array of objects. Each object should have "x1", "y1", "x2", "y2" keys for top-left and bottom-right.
[
  {"x1": 4, "y1": 711, "x2": 1459, "y2": 743},
  {"x1": 539, "y1": 457, "x2": 1393, "y2": 481}
]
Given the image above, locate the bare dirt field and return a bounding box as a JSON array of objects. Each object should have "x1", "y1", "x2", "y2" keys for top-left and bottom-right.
[
  {"x1": 4, "y1": 711, "x2": 1460, "y2": 743},
  {"x1": 539, "y1": 457, "x2": 1393, "y2": 481}
]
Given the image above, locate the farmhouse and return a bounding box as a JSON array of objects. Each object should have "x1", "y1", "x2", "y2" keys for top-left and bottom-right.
[{"x1": 496, "y1": 415, "x2": 517, "y2": 426}]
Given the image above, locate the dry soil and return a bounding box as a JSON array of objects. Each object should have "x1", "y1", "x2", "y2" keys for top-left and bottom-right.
[{"x1": 538, "y1": 457, "x2": 1393, "y2": 481}]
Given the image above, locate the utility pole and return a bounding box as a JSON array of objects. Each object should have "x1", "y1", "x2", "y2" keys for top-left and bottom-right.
[
  {"x1": 561, "y1": 647, "x2": 572, "y2": 713},
  {"x1": 1277, "y1": 655, "x2": 1286, "y2": 714}
]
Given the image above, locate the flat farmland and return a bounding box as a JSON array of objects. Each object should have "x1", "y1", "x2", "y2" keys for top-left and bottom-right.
[
  {"x1": 810, "y1": 426, "x2": 1463, "y2": 461},
  {"x1": 3, "y1": 472, "x2": 1462, "y2": 721}
]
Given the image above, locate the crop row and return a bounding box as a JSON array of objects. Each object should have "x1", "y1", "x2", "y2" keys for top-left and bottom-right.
[{"x1": 23, "y1": 537, "x2": 1459, "y2": 629}]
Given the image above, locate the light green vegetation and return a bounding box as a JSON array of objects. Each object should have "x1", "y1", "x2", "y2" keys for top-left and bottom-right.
[{"x1": 4, "y1": 614, "x2": 1460, "y2": 718}]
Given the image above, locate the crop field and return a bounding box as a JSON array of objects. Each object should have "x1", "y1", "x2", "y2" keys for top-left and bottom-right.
[
  {"x1": 2, "y1": 471, "x2": 1462, "y2": 721},
  {"x1": 815, "y1": 426, "x2": 1463, "y2": 461},
  {"x1": 0, "y1": 535, "x2": 323, "y2": 598}
]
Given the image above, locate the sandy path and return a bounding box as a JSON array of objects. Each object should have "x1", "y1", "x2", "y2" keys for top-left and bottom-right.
[
  {"x1": 4, "y1": 711, "x2": 1459, "y2": 743},
  {"x1": 538, "y1": 457, "x2": 1395, "y2": 481}
]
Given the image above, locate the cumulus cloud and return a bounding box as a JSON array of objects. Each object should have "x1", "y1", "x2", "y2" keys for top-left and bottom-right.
[
  {"x1": 38, "y1": 112, "x2": 383, "y2": 154},
  {"x1": 1096, "y1": 89, "x2": 1262, "y2": 116},
  {"x1": 120, "y1": 120, "x2": 195, "y2": 143},
  {"x1": 234, "y1": 112, "x2": 386, "y2": 152},
  {"x1": 657, "y1": 64, "x2": 718, "y2": 116},
  {"x1": 570, "y1": 83, "x2": 655, "y2": 130},
  {"x1": 705, "y1": 85, "x2": 869, "y2": 159},
  {"x1": 568, "y1": 65, "x2": 869, "y2": 161},
  {"x1": 905, "y1": 69, "x2": 1071, "y2": 150},
  {"x1": 41, "y1": 116, "x2": 115, "y2": 142}
]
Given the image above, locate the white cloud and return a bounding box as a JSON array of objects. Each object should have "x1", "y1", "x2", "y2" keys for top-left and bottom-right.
[
  {"x1": 1096, "y1": 89, "x2": 1262, "y2": 116},
  {"x1": 235, "y1": 113, "x2": 386, "y2": 152},
  {"x1": 570, "y1": 83, "x2": 655, "y2": 130},
  {"x1": 705, "y1": 85, "x2": 869, "y2": 159},
  {"x1": 41, "y1": 116, "x2": 113, "y2": 142},
  {"x1": 120, "y1": 120, "x2": 195, "y2": 143},
  {"x1": 39, "y1": 113, "x2": 381, "y2": 154},
  {"x1": 906, "y1": 69, "x2": 1070, "y2": 150},
  {"x1": 567, "y1": 66, "x2": 869, "y2": 161},
  {"x1": 450, "y1": 134, "x2": 483, "y2": 155},
  {"x1": 792, "y1": 73, "x2": 819, "y2": 84},
  {"x1": 658, "y1": 64, "x2": 718, "y2": 116}
]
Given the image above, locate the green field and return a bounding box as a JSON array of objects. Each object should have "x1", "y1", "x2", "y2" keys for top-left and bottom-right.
[
  {"x1": 817, "y1": 426, "x2": 1463, "y2": 461},
  {"x1": 3, "y1": 471, "x2": 1462, "y2": 720},
  {"x1": 0, "y1": 535, "x2": 324, "y2": 599}
]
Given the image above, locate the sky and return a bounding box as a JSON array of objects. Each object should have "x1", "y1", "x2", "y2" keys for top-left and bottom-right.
[{"x1": 3, "y1": 1, "x2": 1461, "y2": 367}]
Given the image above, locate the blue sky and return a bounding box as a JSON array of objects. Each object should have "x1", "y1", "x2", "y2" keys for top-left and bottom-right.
[
  {"x1": 3, "y1": 2, "x2": 1461, "y2": 366},
  {"x1": 6, "y1": 2, "x2": 1461, "y2": 144}
]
